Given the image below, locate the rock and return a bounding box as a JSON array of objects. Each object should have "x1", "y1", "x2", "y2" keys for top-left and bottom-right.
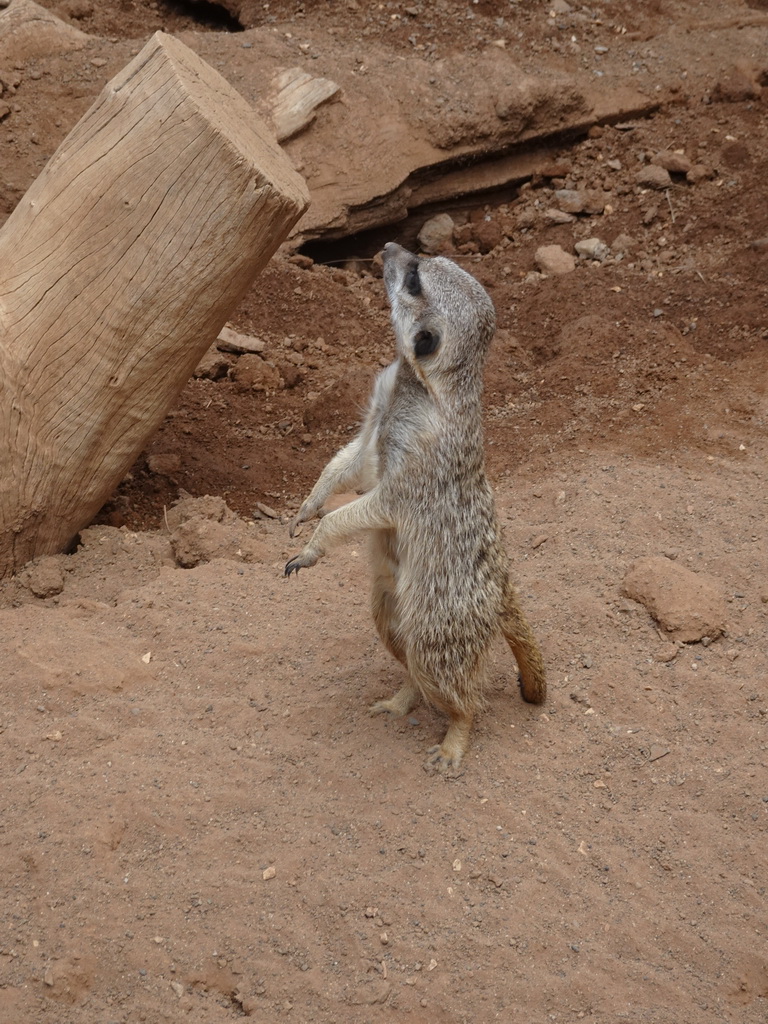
[
  {"x1": 217, "y1": 325, "x2": 265, "y2": 355},
  {"x1": 551, "y1": 0, "x2": 572, "y2": 12},
  {"x1": 472, "y1": 217, "x2": 503, "y2": 253},
  {"x1": 654, "y1": 643, "x2": 678, "y2": 663},
  {"x1": 269, "y1": 67, "x2": 341, "y2": 142},
  {"x1": 170, "y1": 517, "x2": 267, "y2": 568},
  {"x1": 636, "y1": 165, "x2": 672, "y2": 190},
  {"x1": 147, "y1": 453, "x2": 181, "y2": 476},
  {"x1": 25, "y1": 556, "x2": 65, "y2": 598},
  {"x1": 544, "y1": 208, "x2": 575, "y2": 224},
  {"x1": 642, "y1": 203, "x2": 659, "y2": 226},
  {"x1": 194, "y1": 345, "x2": 233, "y2": 381},
  {"x1": 554, "y1": 188, "x2": 605, "y2": 215},
  {"x1": 621, "y1": 556, "x2": 728, "y2": 642},
  {"x1": 165, "y1": 494, "x2": 234, "y2": 531},
  {"x1": 539, "y1": 159, "x2": 572, "y2": 178},
  {"x1": 417, "y1": 212, "x2": 455, "y2": 253},
  {"x1": 262, "y1": 865, "x2": 276, "y2": 880},
  {"x1": 535, "y1": 244, "x2": 576, "y2": 275},
  {"x1": 686, "y1": 164, "x2": 715, "y2": 185},
  {"x1": 651, "y1": 150, "x2": 692, "y2": 175},
  {"x1": 0, "y1": 0, "x2": 89, "y2": 62},
  {"x1": 575, "y1": 237, "x2": 610, "y2": 261},
  {"x1": 554, "y1": 188, "x2": 586, "y2": 214},
  {"x1": 229, "y1": 353, "x2": 283, "y2": 392},
  {"x1": 582, "y1": 191, "x2": 607, "y2": 215},
  {"x1": 276, "y1": 361, "x2": 304, "y2": 389},
  {"x1": 712, "y1": 64, "x2": 762, "y2": 103},
  {"x1": 516, "y1": 206, "x2": 537, "y2": 229},
  {"x1": 493, "y1": 72, "x2": 550, "y2": 126},
  {"x1": 611, "y1": 232, "x2": 637, "y2": 254},
  {"x1": 233, "y1": 988, "x2": 259, "y2": 1015}
]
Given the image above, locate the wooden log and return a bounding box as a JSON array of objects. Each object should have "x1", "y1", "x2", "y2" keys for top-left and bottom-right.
[{"x1": 0, "y1": 31, "x2": 308, "y2": 578}]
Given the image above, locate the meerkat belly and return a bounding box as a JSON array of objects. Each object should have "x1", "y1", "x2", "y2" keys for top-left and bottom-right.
[{"x1": 393, "y1": 492, "x2": 505, "y2": 661}]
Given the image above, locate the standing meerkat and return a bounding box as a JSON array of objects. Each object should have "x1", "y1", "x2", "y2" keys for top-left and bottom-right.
[{"x1": 285, "y1": 242, "x2": 546, "y2": 768}]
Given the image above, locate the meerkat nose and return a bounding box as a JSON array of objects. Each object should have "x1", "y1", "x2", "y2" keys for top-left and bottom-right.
[{"x1": 383, "y1": 241, "x2": 408, "y2": 258}]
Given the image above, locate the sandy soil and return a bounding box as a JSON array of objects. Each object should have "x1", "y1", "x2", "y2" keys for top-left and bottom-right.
[{"x1": 1, "y1": 2, "x2": 767, "y2": 1022}]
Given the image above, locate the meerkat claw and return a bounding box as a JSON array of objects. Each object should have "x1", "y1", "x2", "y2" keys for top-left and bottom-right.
[
  {"x1": 426, "y1": 745, "x2": 463, "y2": 772},
  {"x1": 288, "y1": 517, "x2": 303, "y2": 539},
  {"x1": 285, "y1": 549, "x2": 320, "y2": 576},
  {"x1": 289, "y1": 503, "x2": 326, "y2": 539}
]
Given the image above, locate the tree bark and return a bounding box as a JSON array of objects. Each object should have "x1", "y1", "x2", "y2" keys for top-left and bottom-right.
[{"x1": 0, "y1": 31, "x2": 308, "y2": 578}]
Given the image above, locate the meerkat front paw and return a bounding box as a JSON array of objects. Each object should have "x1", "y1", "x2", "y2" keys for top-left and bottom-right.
[
  {"x1": 289, "y1": 500, "x2": 324, "y2": 538},
  {"x1": 284, "y1": 548, "x2": 320, "y2": 576}
]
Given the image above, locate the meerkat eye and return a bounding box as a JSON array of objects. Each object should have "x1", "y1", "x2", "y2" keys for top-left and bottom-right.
[
  {"x1": 413, "y1": 328, "x2": 440, "y2": 358},
  {"x1": 404, "y1": 262, "x2": 422, "y2": 297}
]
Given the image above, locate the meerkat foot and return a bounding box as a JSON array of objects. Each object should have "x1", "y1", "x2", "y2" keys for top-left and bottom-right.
[
  {"x1": 426, "y1": 712, "x2": 473, "y2": 770},
  {"x1": 426, "y1": 741, "x2": 464, "y2": 771},
  {"x1": 370, "y1": 681, "x2": 420, "y2": 718},
  {"x1": 284, "y1": 549, "x2": 320, "y2": 576}
]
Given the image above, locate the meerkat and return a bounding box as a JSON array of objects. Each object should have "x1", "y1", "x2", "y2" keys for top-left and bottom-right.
[{"x1": 285, "y1": 242, "x2": 546, "y2": 768}]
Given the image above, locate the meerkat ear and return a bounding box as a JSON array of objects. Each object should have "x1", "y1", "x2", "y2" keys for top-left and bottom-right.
[{"x1": 413, "y1": 328, "x2": 440, "y2": 358}]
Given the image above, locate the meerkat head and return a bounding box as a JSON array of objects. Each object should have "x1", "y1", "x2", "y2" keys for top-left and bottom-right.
[{"x1": 381, "y1": 242, "x2": 496, "y2": 387}]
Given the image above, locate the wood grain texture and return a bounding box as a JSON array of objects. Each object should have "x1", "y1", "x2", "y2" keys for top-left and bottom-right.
[{"x1": 0, "y1": 31, "x2": 308, "y2": 576}]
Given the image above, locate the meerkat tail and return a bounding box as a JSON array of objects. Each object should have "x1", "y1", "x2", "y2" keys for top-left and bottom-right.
[{"x1": 500, "y1": 583, "x2": 547, "y2": 705}]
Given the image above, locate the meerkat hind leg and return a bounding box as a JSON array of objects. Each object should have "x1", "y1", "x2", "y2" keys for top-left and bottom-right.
[
  {"x1": 427, "y1": 708, "x2": 474, "y2": 770},
  {"x1": 369, "y1": 678, "x2": 421, "y2": 718},
  {"x1": 368, "y1": 530, "x2": 420, "y2": 717}
]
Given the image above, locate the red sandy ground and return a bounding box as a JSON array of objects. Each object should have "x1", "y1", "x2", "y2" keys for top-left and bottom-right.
[{"x1": 1, "y1": 2, "x2": 766, "y2": 1022}]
